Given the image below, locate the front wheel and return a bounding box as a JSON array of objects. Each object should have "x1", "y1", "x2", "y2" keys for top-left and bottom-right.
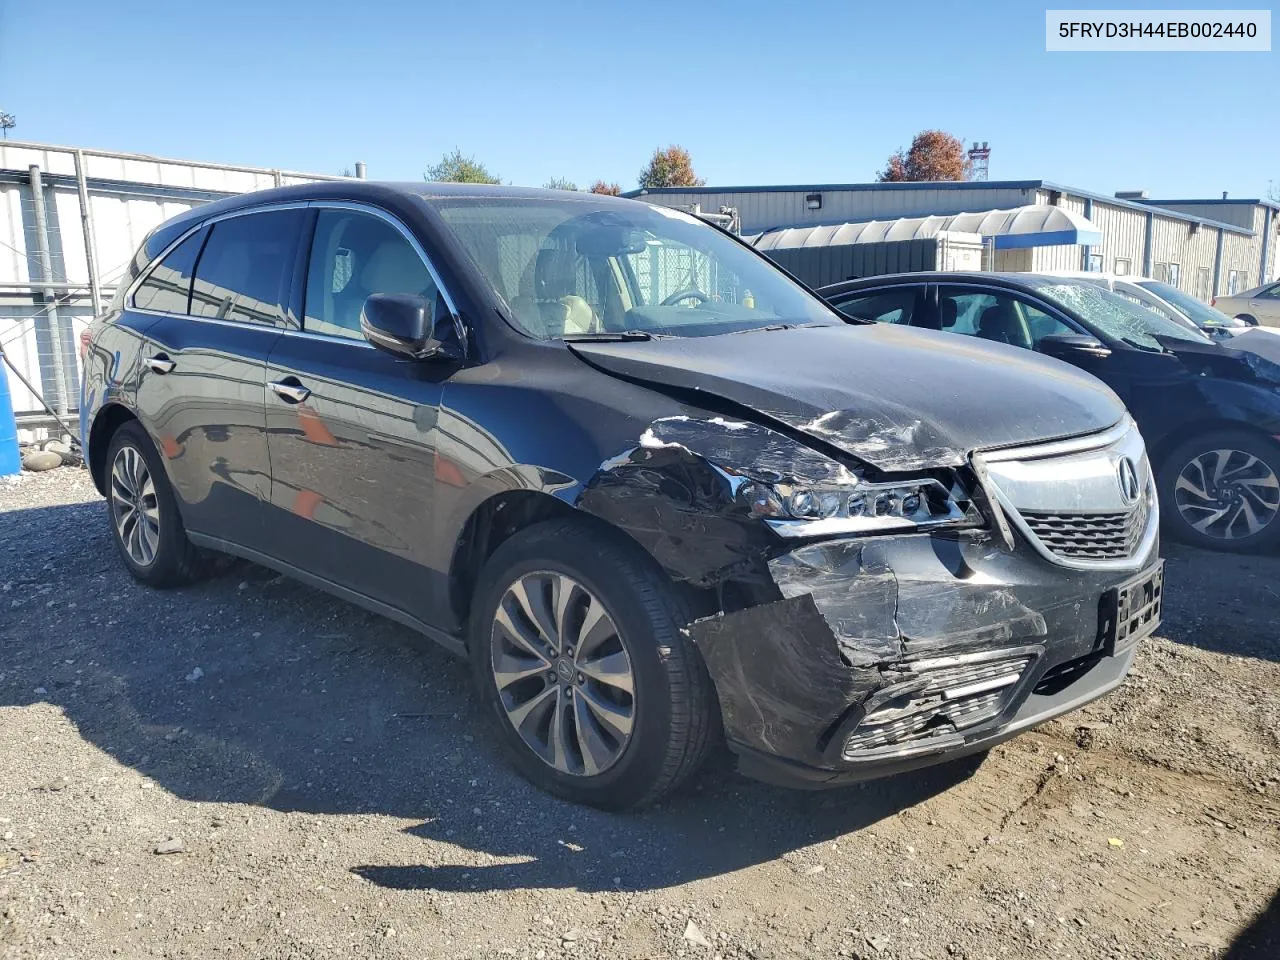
[
  {"x1": 1158, "y1": 430, "x2": 1280, "y2": 551},
  {"x1": 468, "y1": 520, "x2": 717, "y2": 810}
]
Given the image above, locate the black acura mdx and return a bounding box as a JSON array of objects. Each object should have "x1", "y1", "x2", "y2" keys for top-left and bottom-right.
[{"x1": 80, "y1": 184, "x2": 1163, "y2": 808}]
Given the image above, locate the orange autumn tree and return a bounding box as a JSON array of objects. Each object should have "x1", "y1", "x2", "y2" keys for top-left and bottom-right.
[
  {"x1": 879, "y1": 130, "x2": 972, "y2": 182},
  {"x1": 638, "y1": 145, "x2": 705, "y2": 188}
]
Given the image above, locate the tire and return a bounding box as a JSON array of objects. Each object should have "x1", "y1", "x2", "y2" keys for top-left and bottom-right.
[
  {"x1": 104, "y1": 420, "x2": 209, "y2": 587},
  {"x1": 1157, "y1": 430, "x2": 1280, "y2": 552},
  {"x1": 468, "y1": 519, "x2": 718, "y2": 810},
  {"x1": 1235, "y1": 314, "x2": 1258, "y2": 326}
]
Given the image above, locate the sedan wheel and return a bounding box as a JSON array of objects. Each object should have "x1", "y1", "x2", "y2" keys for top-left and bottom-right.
[
  {"x1": 1173, "y1": 448, "x2": 1280, "y2": 541},
  {"x1": 490, "y1": 572, "x2": 636, "y2": 777},
  {"x1": 110, "y1": 444, "x2": 161, "y2": 566}
]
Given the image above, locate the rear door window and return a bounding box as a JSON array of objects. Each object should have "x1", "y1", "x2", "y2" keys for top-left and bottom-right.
[
  {"x1": 190, "y1": 210, "x2": 302, "y2": 327},
  {"x1": 831, "y1": 288, "x2": 921, "y2": 324},
  {"x1": 132, "y1": 231, "x2": 205, "y2": 314}
]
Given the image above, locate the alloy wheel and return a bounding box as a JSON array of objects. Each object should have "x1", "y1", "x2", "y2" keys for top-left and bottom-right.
[
  {"x1": 110, "y1": 445, "x2": 161, "y2": 566},
  {"x1": 489, "y1": 572, "x2": 636, "y2": 777},
  {"x1": 1173, "y1": 448, "x2": 1280, "y2": 540}
]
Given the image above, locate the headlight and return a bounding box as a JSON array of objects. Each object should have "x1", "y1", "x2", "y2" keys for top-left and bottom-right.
[{"x1": 738, "y1": 476, "x2": 980, "y2": 538}]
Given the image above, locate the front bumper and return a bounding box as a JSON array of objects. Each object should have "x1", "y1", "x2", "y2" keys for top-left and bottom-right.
[{"x1": 687, "y1": 529, "x2": 1161, "y2": 789}]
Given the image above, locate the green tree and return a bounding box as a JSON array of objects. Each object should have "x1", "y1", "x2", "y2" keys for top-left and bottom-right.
[
  {"x1": 878, "y1": 130, "x2": 972, "y2": 182},
  {"x1": 589, "y1": 180, "x2": 623, "y2": 196},
  {"x1": 543, "y1": 177, "x2": 579, "y2": 191},
  {"x1": 638, "y1": 145, "x2": 705, "y2": 189},
  {"x1": 426, "y1": 149, "x2": 501, "y2": 184}
]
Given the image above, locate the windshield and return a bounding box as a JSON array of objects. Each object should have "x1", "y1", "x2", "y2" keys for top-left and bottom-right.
[
  {"x1": 432, "y1": 197, "x2": 836, "y2": 340},
  {"x1": 1135, "y1": 280, "x2": 1245, "y2": 328},
  {"x1": 1024, "y1": 278, "x2": 1212, "y2": 350}
]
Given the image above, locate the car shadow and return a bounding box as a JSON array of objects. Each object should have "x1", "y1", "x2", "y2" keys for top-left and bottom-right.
[
  {"x1": 1, "y1": 499, "x2": 978, "y2": 893},
  {"x1": 351, "y1": 756, "x2": 980, "y2": 894},
  {"x1": 1158, "y1": 541, "x2": 1280, "y2": 663},
  {"x1": 1223, "y1": 886, "x2": 1279, "y2": 959}
]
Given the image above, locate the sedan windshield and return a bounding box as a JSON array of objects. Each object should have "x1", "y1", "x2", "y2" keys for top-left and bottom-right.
[
  {"x1": 432, "y1": 197, "x2": 837, "y2": 340},
  {"x1": 1135, "y1": 280, "x2": 1246, "y2": 329},
  {"x1": 1024, "y1": 278, "x2": 1212, "y2": 350}
]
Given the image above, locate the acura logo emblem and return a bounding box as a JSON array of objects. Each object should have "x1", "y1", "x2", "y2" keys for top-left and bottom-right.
[{"x1": 1117, "y1": 457, "x2": 1141, "y2": 505}]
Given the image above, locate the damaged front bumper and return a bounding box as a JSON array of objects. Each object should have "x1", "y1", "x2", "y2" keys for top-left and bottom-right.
[{"x1": 688, "y1": 531, "x2": 1163, "y2": 789}]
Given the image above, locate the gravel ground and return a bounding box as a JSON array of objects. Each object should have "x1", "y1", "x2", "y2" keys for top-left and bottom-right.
[{"x1": 1, "y1": 466, "x2": 1277, "y2": 960}]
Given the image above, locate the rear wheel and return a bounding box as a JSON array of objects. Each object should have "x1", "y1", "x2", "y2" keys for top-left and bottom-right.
[
  {"x1": 105, "y1": 421, "x2": 208, "y2": 586},
  {"x1": 1159, "y1": 430, "x2": 1280, "y2": 551},
  {"x1": 468, "y1": 520, "x2": 717, "y2": 810}
]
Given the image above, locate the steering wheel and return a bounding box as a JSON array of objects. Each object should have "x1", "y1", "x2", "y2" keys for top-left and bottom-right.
[{"x1": 660, "y1": 288, "x2": 710, "y2": 307}]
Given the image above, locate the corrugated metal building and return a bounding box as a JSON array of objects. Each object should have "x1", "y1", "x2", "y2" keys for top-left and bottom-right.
[
  {"x1": 628, "y1": 180, "x2": 1279, "y2": 296},
  {"x1": 0, "y1": 139, "x2": 342, "y2": 434}
]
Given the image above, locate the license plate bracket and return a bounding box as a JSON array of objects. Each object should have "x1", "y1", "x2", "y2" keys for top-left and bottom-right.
[{"x1": 1097, "y1": 560, "x2": 1164, "y2": 656}]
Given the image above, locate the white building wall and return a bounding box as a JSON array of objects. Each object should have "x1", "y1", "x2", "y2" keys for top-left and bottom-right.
[
  {"x1": 638, "y1": 185, "x2": 1040, "y2": 235},
  {"x1": 1082, "y1": 201, "x2": 1148, "y2": 274},
  {"x1": 1221, "y1": 231, "x2": 1260, "y2": 294},
  {"x1": 1, "y1": 140, "x2": 339, "y2": 428}
]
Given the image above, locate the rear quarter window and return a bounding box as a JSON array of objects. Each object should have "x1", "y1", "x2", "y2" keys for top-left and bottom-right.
[{"x1": 131, "y1": 230, "x2": 205, "y2": 314}]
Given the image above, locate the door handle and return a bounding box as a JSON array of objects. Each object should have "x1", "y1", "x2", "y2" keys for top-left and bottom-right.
[
  {"x1": 144, "y1": 354, "x2": 176, "y2": 375},
  {"x1": 270, "y1": 379, "x2": 311, "y2": 404}
]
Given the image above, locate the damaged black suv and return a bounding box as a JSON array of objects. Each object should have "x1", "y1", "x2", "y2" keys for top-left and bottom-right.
[{"x1": 80, "y1": 183, "x2": 1163, "y2": 809}]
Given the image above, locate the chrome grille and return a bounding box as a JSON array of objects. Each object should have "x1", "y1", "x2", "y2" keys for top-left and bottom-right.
[
  {"x1": 981, "y1": 418, "x2": 1158, "y2": 569},
  {"x1": 1022, "y1": 494, "x2": 1150, "y2": 561}
]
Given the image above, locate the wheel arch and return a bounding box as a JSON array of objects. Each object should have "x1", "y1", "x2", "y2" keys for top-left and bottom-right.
[
  {"x1": 1149, "y1": 417, "x2": 1280, "y2": 474},
  {"x1": 87, "y1": 403, "x2": 140, "y2": 495},
  {"x1": 445, "y1": 487, "x2": 722, "y2": 640}
]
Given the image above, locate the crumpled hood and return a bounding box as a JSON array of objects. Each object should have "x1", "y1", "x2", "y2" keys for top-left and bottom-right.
[
  {"x1": 569, "y1": 324, "x2": 1126, "y2": 471},
  {"x1": 1161, "y1": 328, "x2": 1280, "y2": 384}
]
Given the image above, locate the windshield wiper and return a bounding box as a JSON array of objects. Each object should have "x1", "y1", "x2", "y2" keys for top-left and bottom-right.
[{"x1": 562, "y1": 330, "x2": 653, "y2": 342}]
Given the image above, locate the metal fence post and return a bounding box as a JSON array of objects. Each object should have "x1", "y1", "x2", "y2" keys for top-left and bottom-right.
[
  {"x1": 28, "y1": 164, "x2": 71, "y2": 419},
  {"x1": 73, "y1": 149, "x2": 104, "y2": 316}
]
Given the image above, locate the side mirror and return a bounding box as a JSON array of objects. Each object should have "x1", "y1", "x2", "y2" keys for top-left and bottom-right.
[
  {"x1": 1037, "y1": 333, "x2": 1112, "y2": 360},
  {"x1": 361, "y1": 293, "x2": 463, "y2": 361}
]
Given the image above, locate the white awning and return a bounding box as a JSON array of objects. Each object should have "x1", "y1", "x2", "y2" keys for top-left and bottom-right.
[{"x1": 754, "y1": 205, "x2": 1104, "y2": 251}]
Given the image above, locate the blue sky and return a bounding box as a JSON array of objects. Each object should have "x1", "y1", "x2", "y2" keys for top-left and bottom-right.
[{"x1": 1, "y1": 0, "x2": 1275, "y2": 197}]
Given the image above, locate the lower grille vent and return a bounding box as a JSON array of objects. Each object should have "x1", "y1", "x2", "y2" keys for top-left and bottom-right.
[{"x1": 842, "y1": 652, "x2": 1035, "y2": 761}]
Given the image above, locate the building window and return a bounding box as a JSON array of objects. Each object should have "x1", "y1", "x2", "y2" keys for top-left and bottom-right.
[
  {"x1": 1228, "y1": 270, "x2": 1249, "y2": 295},
  {"x1": 1167, "y1": 263, "x2": 1181, "y2": 289},
  {"x1": 1084, "y1": 252, "x2": 1104, "y2": 272},
  {"x1": 1153, "y1": 262, "x2": 1169, "y2": 283},
  {"x1": 1114, "y1": 257, "x2": 1133, "y2": 275},
  {"x1": 1196, "y1": 266, "x2": 1211, "y2": 301}
]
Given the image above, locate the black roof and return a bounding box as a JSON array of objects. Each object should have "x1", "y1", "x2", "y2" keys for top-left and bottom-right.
[
  {"x1": 817, "y1": 272, "x2": 1077, "y2": 297},
  {"x1": 157, "y1": 180, "x2": 646, "y2": 236}
]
